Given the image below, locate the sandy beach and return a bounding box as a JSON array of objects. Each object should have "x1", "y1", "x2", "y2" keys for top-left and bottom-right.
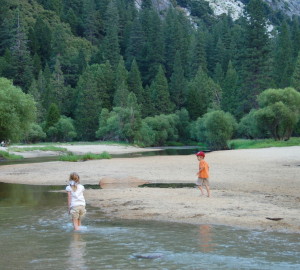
[{"x1": 0, "y1": 145, "x2": 299, "y2": 233}]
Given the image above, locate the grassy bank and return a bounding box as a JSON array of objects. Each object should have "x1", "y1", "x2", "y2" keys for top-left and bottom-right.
[
  {"x1": 229, "y1": 137, "x2": 300, "y2": 149},
  {"x1": 59, "y1": 152, "x2": 111, "y2": 162},
  {"x1": 8, "y1": 146, "x2": 69, "y2": 153},
  {"x1": 0, "y1": 150, "x2": 23, "y2": 160}
]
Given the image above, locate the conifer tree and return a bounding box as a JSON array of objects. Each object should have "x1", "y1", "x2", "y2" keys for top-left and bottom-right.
[
  {"x1": 113, "y1": 57, "x2": 129, "y2": 107},
  {"x1": 34, "y1": 16, "x2": 52, "y2": 67},
  {"x1": 150, "y1": 65, "x2": 173, "y2": 114},
  {"x1": 273, "y1": 21, "x2": 293, "y2": 88},
  {"x1": 128, "y1": 59, "x2": 145, "y2": 107},
  {"x1": 221, "y1": 61, "x2": 239, "y2": 116},
  {"x1": 75, "y1": 65, "x2": 104, "y2": 140},
  {"x1": 291, "y1": 52, "x2": 300, "y2": 92},
  {"x1": 45, "y1": 103, "x2": 60, "y2": 131},
  {"x1": 169, "y1": 51, "x2": 187, "y2": 109},
  {"x1": 9, "y1": 10, "x2": 33, "y2": 91},
  {"x1": 102, "y1": 0, "x2": 120, "y2": 69},
  {"x1": 49, "y1": 57, "x2": 67, "y2": 114},
  {"x1": 237, "y1": 0, "x2": 273, "y2": 114},
  {"x1": 188, "y1": 29, "x2": 207, "y2": 79},
  {"x1": 82, "y1": 0, "x2": 102, "y2": 45},
  {"x1": 186, "y1": 67, "x2": 220, "y2": 120}
]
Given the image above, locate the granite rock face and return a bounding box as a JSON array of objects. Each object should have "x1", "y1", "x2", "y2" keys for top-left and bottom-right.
[{"x1": 136, "y1": 0, "x2": 300, "y2": 20}]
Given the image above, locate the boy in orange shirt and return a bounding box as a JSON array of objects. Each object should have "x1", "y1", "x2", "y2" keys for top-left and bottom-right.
[{"x1": 195, "y1": 151, "x2": 210, "y2": 197}]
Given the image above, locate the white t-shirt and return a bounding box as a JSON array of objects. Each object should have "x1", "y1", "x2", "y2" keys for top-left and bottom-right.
[{"x1": 66, "y1": 184, "x2": 86, "y2": 208}]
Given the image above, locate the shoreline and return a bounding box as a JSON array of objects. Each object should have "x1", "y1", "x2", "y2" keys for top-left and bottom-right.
[{"x1": 0, "y1": 145, "x2": 299, "y2": 233}]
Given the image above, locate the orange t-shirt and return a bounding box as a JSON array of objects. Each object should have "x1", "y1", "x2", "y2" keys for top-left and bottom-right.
[{"x1": 198, "y1": 159, "x2": 209, "y2": 179}]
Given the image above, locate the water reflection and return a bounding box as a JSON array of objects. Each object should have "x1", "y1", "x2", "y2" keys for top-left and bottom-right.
[
  {"x1": 67, "y1": 233, "x2": 87, "y2": 270},
  {"x1": 198, "y1": 224, "x2": 215, "y2": 253}
]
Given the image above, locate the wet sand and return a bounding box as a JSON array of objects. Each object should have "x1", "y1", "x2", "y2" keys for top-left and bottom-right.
[{"x1": 0, "y1": 145, "x2": 299, "y2": 233}]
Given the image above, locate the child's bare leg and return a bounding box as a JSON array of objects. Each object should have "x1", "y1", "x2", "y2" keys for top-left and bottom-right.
[
  {"x1": 198, "y1": 186, "x2": 204, "y2": 195},
  {"x1": 205, "y1": 185, "x2": 211, "y2": 197},
  {"x1": 73, "y1": 219, "x2": 80, "y2": 231}
]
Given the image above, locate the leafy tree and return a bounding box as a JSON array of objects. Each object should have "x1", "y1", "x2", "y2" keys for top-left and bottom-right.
[
  {"x1": 0, "y1": 78, "x2": 36, "y2": 142},
  {"x1": 24, "y1": 123, "x2": 46, "y2": 143},
  {"x1": 47, "y1": 116, "x2": 77, "y2": 142},
  {"x1": 237, "y1": 109, "x2": 266, "y2": 139},
  {"x1": 96, "y1": 93, "x2": 141, "y2": 142},
  {"x1": 143, "y1": 113, "x2": 179, "y2": 146},
  {"x1": 255, "y1": 87, "x2": 300, "y2": 140},
  {"x1": 194, "y1": 110, "x2": 237, "y2": 150}
]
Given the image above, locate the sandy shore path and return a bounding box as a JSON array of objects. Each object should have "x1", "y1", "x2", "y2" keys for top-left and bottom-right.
[{"x1": 1, "y1": 145, "x2": 300, "y2": 233}]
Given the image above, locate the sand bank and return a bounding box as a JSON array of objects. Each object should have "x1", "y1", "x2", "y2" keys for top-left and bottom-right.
[{"x1": 0, "y1": 145, "x2": 299, "y2": 233}]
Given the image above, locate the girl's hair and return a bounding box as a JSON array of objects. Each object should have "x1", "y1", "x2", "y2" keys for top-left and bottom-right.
[{"x1": 69, "y1": 172, "x2": 80, "y2": 191}]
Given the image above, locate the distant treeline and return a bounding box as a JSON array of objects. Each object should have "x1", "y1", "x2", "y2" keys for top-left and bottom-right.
[{"x1": 0, "y1": 0, "x2": 300, "y2": 149}]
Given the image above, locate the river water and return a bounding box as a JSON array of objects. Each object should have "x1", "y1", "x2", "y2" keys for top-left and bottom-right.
[{"x1": 0, "y1": 182, "x2": 299, "y2": 270}]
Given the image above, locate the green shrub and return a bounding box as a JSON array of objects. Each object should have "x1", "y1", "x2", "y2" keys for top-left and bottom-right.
[{"x1": 195, "y1": 110, "x2": 237, "y2": 150}]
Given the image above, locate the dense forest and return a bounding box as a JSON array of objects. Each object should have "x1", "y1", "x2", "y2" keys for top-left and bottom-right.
[{"x1": 1, "y1": 0, "x2": 300, "y2": 150}]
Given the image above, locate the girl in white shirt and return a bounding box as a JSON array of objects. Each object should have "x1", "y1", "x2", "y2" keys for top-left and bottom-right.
[{"x1": 66, "y1": 172, "x2": 86, "y2": 231}]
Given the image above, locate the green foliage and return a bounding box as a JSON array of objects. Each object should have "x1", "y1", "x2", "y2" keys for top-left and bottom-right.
[
  {"x1": 237, "y1": 109, "x2": 266, "y2": 139},
  {"x1": 0, "y1": 78, "x2": 36, "y2": 142},
  {"x1": 24, "y1": 123, "x2": 46, "y2": 143},
  {"x1": 96, "y1": 93, "x2": 142, "y2": 143},
  {"x1": 45, "y1": 103, "x2": 60, "y2": 130},
  {"x1": 194, "y1": 110, "x2": 237, "y2": 150},
  {"x1": 255, "y1": 87, "x2": 300, "y2": 140},
  {"x1": 142, "y1": 113, "x2": 179, "y2": 146},
  {"x1": 0, "y1": 150, "x2": 23, "y2": 160},
  {"x1": 59, "y1": 151, "x2": 111, "y2": 162},
  {"x1": 229, "y1": 137, "x2": 300, "y2": 150},
  {"x1": 47, "y1": 116, "x2": 77, "y2": 142}
]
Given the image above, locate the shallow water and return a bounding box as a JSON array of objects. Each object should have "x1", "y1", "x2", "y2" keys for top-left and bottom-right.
[
  {"x1": 0, "y1": 146, "x2": 200, "y2": 165},
  {"x1": 0, "y1": 183, "x2": 299, "y2": 270}
]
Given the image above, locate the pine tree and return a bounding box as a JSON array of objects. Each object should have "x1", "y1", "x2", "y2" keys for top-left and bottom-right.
[
  {"x1": 102, "y1": 0, "x2": 120, "y2": 69},
  {"x1": 49, "y1": 57, "x2": 67, "y2": 114},
  {"x1": 150, "y1": 65, "x2": 173, "y2": 114},
  {"x1": 221, "y1": 61, "x2": 239, "y2": 116},
  {"x1": 188, "y1": 29, "x2": 207, "y2": 79},
  {"x1": 169, "y1": 51, "x2": 187, "y2": 109},
  {"x1": 291, "y1": 52, "x2": 300, "y2": 92},
  {"x1": 237, "y1": 0, "x2": 273, "y2": 114},
  {"x1": 113, "y1": 57, "x2": 129, "y2": 107},
  {"x1": 45, "y1": 103, "x2": 60, "y2": 130},
  {"x1": 186, "y1": 68, "x2": 220, "y2": 120},
  {"x1": 128, "y1": 59, "x2": 145, "y2": 107},
  {"x1": 82, "y1": 0, "x2": 102, "y2": 45},
  {"x1": 273, "y1": 21, "x2": 293, "y2": 88},
  {"x1": 9, "y1": 11, "x2": 33, "y2": 91},
  {"x1": 34, "y1": 16, "x2": 52, "y2": 67},
  {"x1": 75, "y1": 65, "x2": 103, "y2": 140}
]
